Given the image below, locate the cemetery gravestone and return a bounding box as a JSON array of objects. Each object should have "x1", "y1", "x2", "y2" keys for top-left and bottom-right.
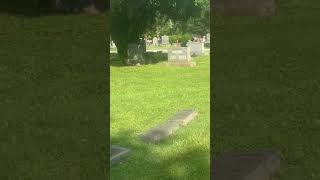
[
  {"x1": 127, "y1": 41, "x2": 145, "y2": 65},
  {"x1": 167, "y1": 47, "x2": 196, "y2": 67},
  {"x1": 152, "y1": 37, "x2": 158, "y2": 46},
  {"x1": 188, "y1": 42, "x2": 205, "y2": 56},
  {"x1": 213, "y1": 0, "x2": 276, "y2": 16},
  {"x1": 161, "y1": 35, "x2": 170, "y2": 46},
  {"x1": 110, "y1": 40, "x2": 116, "y2": 48},
  {"x1": 139, "y1": 109, "x2": 198, "y2": 143},
  {"x1": 110, "y1": 145, "x2": 131, "y2": 166}
]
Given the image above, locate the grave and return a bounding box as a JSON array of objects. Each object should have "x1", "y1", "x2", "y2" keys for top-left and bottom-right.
[
  {"x1": 139, "y1": 109, "x2": 198, "y2": 143},
  {"x1": 110, "y1": 40, "x2": 116, "y2": 48},
  {"x1": 213, "y1": 0, "x2": 276, "y2": 17},
  {"x1": 167, "y1": 47, "x2": 196, "y2": 67},
  {"x1": 161, "y1": 35, "x2": 170, "y2": 46},
  {"x1": 126, "y1": 41, "x2": 146, "y2": 65},
  {"x1": 110, "y1": 145, "x2": 131, "y2": 166},
  {"x1": 152, "y1": 37, "x2": 158, "y2": 46},
  {"x1": 213, "y1": 150, "x2": 281, "y2": 180},
  {"x1": 187, "y1": 42, "x2": 205, "y2": 56}
]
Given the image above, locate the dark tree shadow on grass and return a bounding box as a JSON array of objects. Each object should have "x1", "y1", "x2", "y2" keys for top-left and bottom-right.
[
  {"x1": 0, "y1": 0, "x2": 109, "y2": 18},
  {"x1": 110, "y1": 129, "x2": 210, "y2": 179},
  {"x1": 110, "y1": 52, "x2": 168, "y2": 67}
]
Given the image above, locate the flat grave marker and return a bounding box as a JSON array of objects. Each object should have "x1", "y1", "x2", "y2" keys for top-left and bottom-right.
[
  {"x1": 139, "y1": 109, "x2": 198, "y2": 143},
  {"x1": 110, "y1": 145, "x2": 131, "y2": 166}
]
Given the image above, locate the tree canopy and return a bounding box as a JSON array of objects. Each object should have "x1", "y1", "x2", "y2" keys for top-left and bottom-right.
[{"x1": 110, "y1": 0, "x2": 206, "y2": 65}]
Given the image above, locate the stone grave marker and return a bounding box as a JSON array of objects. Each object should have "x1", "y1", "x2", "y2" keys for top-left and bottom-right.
[
  {"x1": 167, "y1": 47, "x2": 196, "y2": 67},
  {"x1": 187, "y1": 42, "x2": 205, "y2": 56},
  {"x1": 127, "y1": 41, "x2": 145, "y2": 65},
  {"x1": 213, "y1": 150, "x2": 281, "y2": 180},
  {"x1": 139, "y1": 109, "x2": 198, "y2": 143},
  {"x1": 213, "y1": 0, "x2": 276, "y2": 17},
  {"x1": 152, "y1": 37, "x2": 158, "y2": 46},
  {"x1": 161, "y1": 35, "x2": 169, "y2": 46},
  {"x1": 110, "y1": 145, "x2": 131, "y2": 166},
  {"x1": 110, "y1": 40, "x2": 116, "y2": 48}
]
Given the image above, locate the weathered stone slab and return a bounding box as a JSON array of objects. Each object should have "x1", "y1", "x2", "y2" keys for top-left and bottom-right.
[
  {"x1": 161, "y1": 35, "x2": 170, "y2": 46},
  {"x1": 126, "y1": 41, "x2": 145, "y2": 65},
  {"x1": 188, "y1": 42, "x2": 205, "y2": 56},
  {"x1": 167, "y1": 47, "x2": 196, "y2": 67},
  {"x1": 213, "y1": 0, "x2": 276, "y2": 17},
  {"x1": 213, "y1": 150, "x2": 281, "y2": 180},
  {"x1": 110, "y1": 145, "x2": 131, "y2": 166},
  {"x1": 139, "y1": 109, "x2": 198, "y2": 143}
]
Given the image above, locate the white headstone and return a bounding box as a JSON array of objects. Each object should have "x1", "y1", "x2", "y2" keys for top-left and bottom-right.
[
  {"x1": 167, "y1": 47, "x2": 195, "y2": 66},
  {"x1": 206, "y1": 33, "x2": 210, "y2": 43},
  {"x1": 187, "y1": 42, "x2": 205, "y2": 56},
  {"x1": 110, "y1": 40, "x2": 116, "y2": 48},
  {"x1": 161, "y1": 35, "x2": 169, "y2": 45},
  {"x1": 152, "y1": 37, "x2": 158, "y2": 46}
]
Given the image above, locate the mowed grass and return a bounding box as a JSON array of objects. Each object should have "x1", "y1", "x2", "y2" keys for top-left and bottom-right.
[
  {"x1": 110, "y1": 54, "x2": 210, "y2": 179},
  {"x1": 0, "y1": 14, "x2": 108, "y2": 178},
  {"x1": 213, "y1": 0, "x2": 320, "y2": 179}
]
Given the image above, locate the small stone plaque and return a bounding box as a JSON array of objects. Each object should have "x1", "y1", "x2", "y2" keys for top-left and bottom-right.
[
  {"x1": 213, "y1": 150, "x2": 281, "y2": 180},
  {"x1": 139, "y1": 109, "x2": 198, "y2": 143},
  {"x1": 110, "y1": 145, "x2": 131, "y2": 166}
]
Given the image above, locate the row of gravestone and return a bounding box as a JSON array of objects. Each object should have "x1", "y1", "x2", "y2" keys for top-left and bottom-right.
[
  {"x1": 148, "y1": 34, "x2": 210, "y2": 46},
  {"x1": 110, "y1": 33, "x2": 210, "y2": 48},
  {"x1": 124, "y1": 41, "x2": 205, "y2": 66}
]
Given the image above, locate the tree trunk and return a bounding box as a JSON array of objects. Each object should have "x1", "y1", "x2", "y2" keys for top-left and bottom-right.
[{"x1": 114, "y1": 41, "x2": 129, "y2": 65}]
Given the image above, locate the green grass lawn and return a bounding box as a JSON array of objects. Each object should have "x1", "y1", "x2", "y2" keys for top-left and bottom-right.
[
  {"x1": 213, "y1": 1, "x2": 320, "y2": 179},
  {"x1": 110, "y1": 54, "x2": 210, "y2": 179},
  {"x1": 0, "y1": 14, "x2": 108, "y2": 179}
]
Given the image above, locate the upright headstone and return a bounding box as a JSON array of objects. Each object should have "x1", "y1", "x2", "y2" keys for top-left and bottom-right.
[
  {"x1": 110, "y1": 40, "x2": 116, "y2": 48},
  {"x1": 188, "y1": 42, "x2": 205, "y2": 56},
  {"x1": 213, "y1": 0, "x2": 276, "y2": 16},
  {"x1": 161, "y1": 35, "x2": 169, "y2": 46},
  {"x1": 206, "y1": 33, "x2": 210, "y2": 43},
  {"x1": 127, "y1": 41, "x2": 145, "y2": 65},
  {"x1": 167, "y1": 47, "x2": 195, "y2": 67},
  {"x1": 152, "y1": 37, "x2": 158, "y2": 46}
]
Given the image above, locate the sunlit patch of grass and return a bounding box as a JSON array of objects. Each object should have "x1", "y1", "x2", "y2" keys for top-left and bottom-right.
[{"x1": 110, "y1": 55, "x2": 210, "y2": 179}]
